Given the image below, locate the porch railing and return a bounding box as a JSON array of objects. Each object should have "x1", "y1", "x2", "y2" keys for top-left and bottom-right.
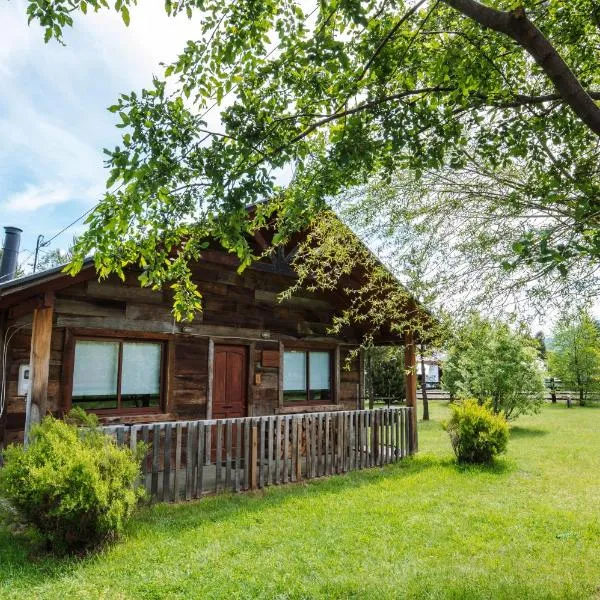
[{"x1": 104, "y1": 407, "x2": 415, "y2": 503}]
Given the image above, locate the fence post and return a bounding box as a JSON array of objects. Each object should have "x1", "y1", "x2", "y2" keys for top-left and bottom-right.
[
  {"x1": 407, "y1": 407, "x2": 414, "y2": 455},
  {"x1": 151, "y1": 425, "x2": 160, "y2": 498},
  {"x1": 373, "y1": 410, "x2": 380, "y2": 465},
  {"x1": 250, "y1": 424, "x2": 258, "y2": 490},
  {"x1": 296, "y1": 419, "x2": 303, "y2": 481}
]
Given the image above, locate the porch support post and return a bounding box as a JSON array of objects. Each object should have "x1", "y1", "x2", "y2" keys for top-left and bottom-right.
[
  {"x1": 404, "y1": 331, "x2": 418, "y2": 454},
  {"x1": 358, "y1": 348, "x2": 365, "y2": 410},
  {"x1": 24, "y1": 293, "x2": 54, "y2": 446},
  {"x1": 278, "y1": 341, "x2": 284, "y2": 410},
  {"x1": 334, "y1": 345, "x2": 341, "y2": 405}
]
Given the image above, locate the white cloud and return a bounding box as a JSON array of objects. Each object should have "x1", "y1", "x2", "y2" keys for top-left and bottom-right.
[
  {"x1": 3, "y1": 180, "x2": 102, "y2": 212},
  {"x1": 4, "y1": 183, "x2": 72, "y2": 211},
  {"x1": 0, "y1": 0, "x2": 198, "y2": 256}
]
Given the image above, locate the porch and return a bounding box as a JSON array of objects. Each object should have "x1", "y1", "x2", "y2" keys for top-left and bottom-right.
[{"x1": 105, "y1": 407, "x2": 415, "y2": 502}]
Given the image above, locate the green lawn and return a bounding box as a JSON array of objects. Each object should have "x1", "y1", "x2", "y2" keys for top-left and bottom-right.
[{"x1": 2, "y1": 403, "x2": 600, "y2": 599}]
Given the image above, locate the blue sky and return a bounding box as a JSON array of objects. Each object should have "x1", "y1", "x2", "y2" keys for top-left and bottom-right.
[{"x1": 0, "y1": 0, "x2": 197, "y2": 270}]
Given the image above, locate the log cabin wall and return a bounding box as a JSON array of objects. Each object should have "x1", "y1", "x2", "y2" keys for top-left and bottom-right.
[
  {"x1": 2, "y1": 255, "x2": 364, "y2": 444},
  {"x1": 340, "y1": 348, "x2": 361, "y2": 405}
]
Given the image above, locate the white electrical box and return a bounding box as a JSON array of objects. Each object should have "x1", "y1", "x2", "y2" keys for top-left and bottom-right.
[{"x1": 18, "y1": 363, "x2": 30, "y2": 396}]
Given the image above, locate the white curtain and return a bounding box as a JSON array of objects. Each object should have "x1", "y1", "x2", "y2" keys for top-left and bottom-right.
[
  {"x1": 309, "y1": 352, "x2": 330, "y2": 390},
  {"x1": 283, "y1": 351, "x2": 306, "y2": 391},
  {"x1": 121, "y1": 342, "x2": 161, "y2": 395},
  {"x1": 73, "y1": 341, "x2": 118, "y2": 397}
]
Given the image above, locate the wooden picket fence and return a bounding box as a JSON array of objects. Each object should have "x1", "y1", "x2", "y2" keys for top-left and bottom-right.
[{"x1": 104, "y1": 407, "x2": 415, "y2": 503}]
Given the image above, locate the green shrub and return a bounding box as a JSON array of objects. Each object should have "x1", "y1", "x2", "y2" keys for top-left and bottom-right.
[
  {"x1": 443, "y1": 399, "x2": 509, "y2": 464},
  {"x1": 442, "y1": 314, "x2": 545, "y2": 420},
  {"x1": 0, "y1": 409, "x2": 145, "y2": 553}
]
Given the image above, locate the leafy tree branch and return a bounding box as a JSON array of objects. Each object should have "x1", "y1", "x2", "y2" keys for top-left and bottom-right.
[{"x1": 21, "y1": 0, "x2": 600, "y2": 320}]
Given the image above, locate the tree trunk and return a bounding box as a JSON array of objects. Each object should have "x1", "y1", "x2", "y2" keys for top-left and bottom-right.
[
  {"x1": 443, "y1": 0, "x2": 600, "y2": 137},
  {"x1": 420, "y1": 343, "x2": 429, "y2": 421},
  {"x1": 579, "y1": 387, "x2": 585, "y2": 407},
  {"x1": 404, "y1": 333, "x2": 418, "y2": 453}
]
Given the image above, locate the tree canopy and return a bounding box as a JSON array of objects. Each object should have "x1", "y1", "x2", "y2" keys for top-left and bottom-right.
[
  {"x1": 442, "y1": 314, "x2": 545, "y2": 420},
  {"x1": 548, "y1": 309, "x2": 600, "y2": 406},
  {"x1": 24, "y1": 0, "x2": 600, "y2": 318},
  {"x1": 365, "y1": 346, "x2": 406, "y2": 406},
  {"x1": 328, "y1": 162, "x2": 600, "y2": 321}
]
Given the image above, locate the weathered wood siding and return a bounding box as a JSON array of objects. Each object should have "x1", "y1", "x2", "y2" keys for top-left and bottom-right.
[
  {"x1": 251, "y1": 341, "x2": 281, "y2": 416},
  {"x1": 340, "y1": 348, "x2": 361, "y2": 406},
  {"x1": 3, "y1": 255, "x2": 363, "y2": 443},
  {"x1": 4, "y1": 327, "x2": 65, "y2": 444},
  {"x1": 172, "y1": 338, "x2": 209, "y2": 418}
]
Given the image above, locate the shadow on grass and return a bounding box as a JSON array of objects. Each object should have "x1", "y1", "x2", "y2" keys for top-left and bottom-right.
[
  {"x1": 0, "y1": 451, "x2": 513, "y2": 589},
  {"x1": 131, "y1": 454, "x2": 450, "y2": 530},
  {"x1": 510, "y1": 426, "x2": 549, "y2": 439},
  {"x1": 453, "y1": 456, "x2": 514, "y2": 475},
  {"x1": 131, "y1": 451, "x2": 514, "y2": 536},
  {"x1": 0, "y1": 459, "x2": 438, "y2": 577},
  {"x1": 0, "y1": 526, "x2": 79, "y2": 590}
]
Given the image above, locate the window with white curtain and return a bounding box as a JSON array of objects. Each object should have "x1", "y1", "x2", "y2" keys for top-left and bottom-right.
[
  {"x1": 72, "y1": 338, "x2": 163, "y2": 411},
  {"x1": 73, "y1": 341, "x2": 119, "y2": 409},
  {"x1": 283, "y1": 349, "x2": 332, "y2": 403}
]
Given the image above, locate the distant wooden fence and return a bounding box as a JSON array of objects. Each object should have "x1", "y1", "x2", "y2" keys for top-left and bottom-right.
[{"x1": 104, "y1": 407, "x2": 415, "y2": 503}]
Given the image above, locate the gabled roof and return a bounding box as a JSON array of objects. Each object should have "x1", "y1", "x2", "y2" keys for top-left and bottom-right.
[
  {"x1": 0, "y1": 219, "x2": 435, "y2": 343},
  {"x1": 0, "y1": 258, "x2": 96, "y2": 308},
  {"x1": 0, "y1": 257, "x2": 93, "y2": 292}
]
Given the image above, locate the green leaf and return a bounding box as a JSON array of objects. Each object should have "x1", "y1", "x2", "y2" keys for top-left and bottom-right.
[{"x1": 121, "y1": 5, "x2": 130, "y2": 26}]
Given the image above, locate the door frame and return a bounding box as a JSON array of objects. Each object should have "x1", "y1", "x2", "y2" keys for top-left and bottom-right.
[{"x1": 206, "y1": 338, "x2": 254, "y2": 419}]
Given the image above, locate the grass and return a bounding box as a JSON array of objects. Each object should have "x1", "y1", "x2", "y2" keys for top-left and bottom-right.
[{"x1": 2, "y1": 403, "x2": 600, "y2": 599}]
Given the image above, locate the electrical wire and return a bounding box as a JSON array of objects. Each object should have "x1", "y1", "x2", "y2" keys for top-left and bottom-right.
[
  {"x1": 40, "y1": 204, "x2": 96, "y2": 249},
  {"x1": 0, "y1": 323, "x2": 28, "y2": 418},
  {"x1": 10, "y1": 205, "x2": 98, "y2": 276}
]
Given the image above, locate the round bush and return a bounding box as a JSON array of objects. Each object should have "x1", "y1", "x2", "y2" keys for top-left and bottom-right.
[
  {"x1": 443, "y1": 399, "x2": 509, "y2": 464},
  {"x1": 0, "y1": 409, "x2": 145, "y2": 553}
]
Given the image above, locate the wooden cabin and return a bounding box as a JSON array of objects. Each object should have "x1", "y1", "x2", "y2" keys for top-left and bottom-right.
[{"x1": 0, "y1": 226, "x2": 421, "y2": 453}]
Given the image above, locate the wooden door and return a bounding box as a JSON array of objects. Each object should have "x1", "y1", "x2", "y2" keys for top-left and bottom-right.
[{"x1": 212, "y1": 345, "x2": 248, "y2": 418}]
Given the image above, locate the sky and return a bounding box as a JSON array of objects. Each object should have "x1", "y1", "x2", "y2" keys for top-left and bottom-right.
[{"x1": 0, "y1": 0, "x2": 198, "y2": 270}]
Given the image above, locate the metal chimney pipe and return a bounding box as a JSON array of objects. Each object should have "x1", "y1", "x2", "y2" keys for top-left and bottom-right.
[{"x1": 0, "y1": 226, "x2": 22, "y2": 282}]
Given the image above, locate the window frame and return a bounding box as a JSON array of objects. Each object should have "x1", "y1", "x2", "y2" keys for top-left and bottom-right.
[
  {"x1": 66, "y1": 331, "x2": 167, "y2": 416},
  {"x1": 282, "y1": 348, "x2": 334, "y2": 405}
]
